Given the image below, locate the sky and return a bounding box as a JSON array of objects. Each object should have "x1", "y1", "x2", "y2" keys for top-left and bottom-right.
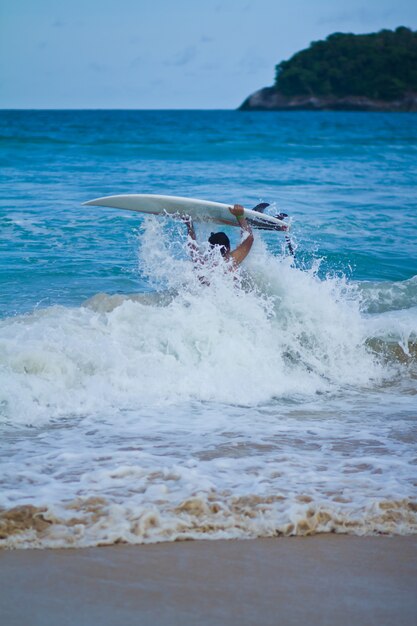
[{"x1": 1, "y1": 0, "x2": 417, "y2": 109}]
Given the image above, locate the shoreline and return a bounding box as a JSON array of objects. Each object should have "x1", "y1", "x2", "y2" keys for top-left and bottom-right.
[{"x1": 1, "y1": 535, "x2": 416, "y2": 626}]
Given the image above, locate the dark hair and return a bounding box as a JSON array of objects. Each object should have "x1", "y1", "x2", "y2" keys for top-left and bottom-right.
[{"x1": 208, "y1": 232, "x2": 230, "y2": 256}]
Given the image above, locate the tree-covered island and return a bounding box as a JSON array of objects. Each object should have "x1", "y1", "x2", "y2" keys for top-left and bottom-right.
[{"x1": 239, "y1": 27, "x2": 417, "y2": 111}]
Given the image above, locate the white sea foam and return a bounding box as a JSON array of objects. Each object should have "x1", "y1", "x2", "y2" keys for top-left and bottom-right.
[
  {"x1": 0, "y1": 217, "x2": 416, "y2": 548},
  {"x1": 1, "y1": 398, "x2": 416, "y2": 548},
  {"x1": 358, "y1": 275, "x2": 417, "y2": 314},
  {"x1": 366, "y1": 307, "x2": 417, "y2": 356},
  {"x1": 0, "y1": 218, "x2": 386, "y2": 425}
]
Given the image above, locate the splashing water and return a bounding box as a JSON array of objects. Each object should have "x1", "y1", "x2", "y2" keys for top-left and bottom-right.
[{"x1": 0, "y1": 217, "x2": 386, "y2": 426}]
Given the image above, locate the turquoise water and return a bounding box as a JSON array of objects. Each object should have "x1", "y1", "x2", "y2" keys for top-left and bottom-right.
[
  {"x1": 1, "y1": 111, "x2": 416, "y2": 317},
  {"x1": 0, "y1": 111, "x2": 416, "y2": 548}
]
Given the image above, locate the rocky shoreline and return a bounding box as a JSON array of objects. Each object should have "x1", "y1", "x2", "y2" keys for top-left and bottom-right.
[{"x1": 239, "y1": 87, "x2": 417, "y2": 112}]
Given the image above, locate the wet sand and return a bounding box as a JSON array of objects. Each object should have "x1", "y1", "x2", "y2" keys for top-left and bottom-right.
[{"x1": 1, "y1": 535, "x2": 416, "y2": 626}]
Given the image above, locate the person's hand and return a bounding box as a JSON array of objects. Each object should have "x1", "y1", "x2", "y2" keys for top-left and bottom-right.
[
  {"x1": 229, "y1": 204, "x2": 245, "y2": 217},
  {"x1": 179, "y1": 214, "x2": 194, "y2": 230},
  {"x1": 181, "y1": 214, "x2": 196, "y2": 239}
]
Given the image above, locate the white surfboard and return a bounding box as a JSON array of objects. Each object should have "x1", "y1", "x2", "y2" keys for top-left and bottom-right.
[{"x1": 82, "y1": 194, "x2": 288, "y2": 232}]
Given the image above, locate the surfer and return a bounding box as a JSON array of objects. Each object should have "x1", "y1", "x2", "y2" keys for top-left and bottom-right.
[{"x1": 183, "y1": 204, "x2": 254, "y2": 273}]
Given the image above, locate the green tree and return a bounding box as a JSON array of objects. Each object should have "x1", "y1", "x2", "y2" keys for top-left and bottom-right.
[{"x1": 274, "y1": 27, "x2": 417, "y2": 100}]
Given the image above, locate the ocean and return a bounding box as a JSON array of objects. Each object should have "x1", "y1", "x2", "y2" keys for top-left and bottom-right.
[{"x1": 0, "y1": 110, "x2": 416, "y2": 549}]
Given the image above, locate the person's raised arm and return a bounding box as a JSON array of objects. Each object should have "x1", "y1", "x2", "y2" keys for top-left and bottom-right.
[
  {"x1": 182, "y1": 215, "x2": 200, "y2": 263},
  {"x1": 229, "y1": 204, "x2": 254, "y2": 266}
]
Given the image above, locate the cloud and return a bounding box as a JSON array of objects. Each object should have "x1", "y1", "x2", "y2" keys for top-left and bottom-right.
[
  {"x1": 200, "y1": 61, "x2": 221, "y2": 72},
  {"x1": 215, "y1": 2, "x2": 252, "y2": 13},
  {"x1": 130, "y1": 56, "x2": 143, "y2": 69},
  {"x1": 166, "y1": 46, "x2": 197, "y2": 67},
  {"x1": 238, "y1": 51, "x2": 269, "y2": 75},
  {"x1": 317, "y1": 8, "x2": 395, "y2": 27},
  {"x1": 89, "y1": 62, "x2": 107, "y2": 73}
]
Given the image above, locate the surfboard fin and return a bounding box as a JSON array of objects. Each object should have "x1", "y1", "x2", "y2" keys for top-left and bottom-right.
[{"x1": 252, "y1": 202, "x2": 270, "y2": 213}]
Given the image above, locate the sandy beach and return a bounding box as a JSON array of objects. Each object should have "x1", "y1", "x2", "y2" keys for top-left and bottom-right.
[{"x1": 1, "y1": 535, "x2": 416, "y2": 626}]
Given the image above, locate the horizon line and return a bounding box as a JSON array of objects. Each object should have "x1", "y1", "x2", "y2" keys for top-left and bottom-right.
[{"x1": 0, "y1": 107, "x2": 239, "y2": 112}]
